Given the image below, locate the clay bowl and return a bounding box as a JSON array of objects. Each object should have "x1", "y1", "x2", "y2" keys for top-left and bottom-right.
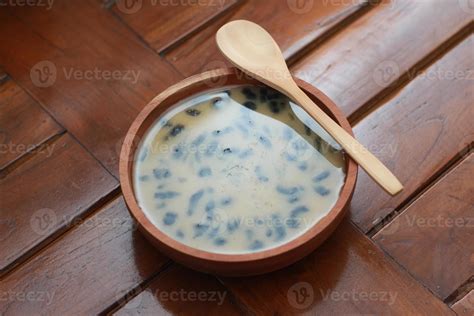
[{"x1": 120, "y1": 68, "x2": 357, "y2": 276}]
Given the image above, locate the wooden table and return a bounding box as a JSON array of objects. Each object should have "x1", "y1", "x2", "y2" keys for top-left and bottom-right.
[{"x1": 0, "y1": 0, "x2": 472, "y2": 314}]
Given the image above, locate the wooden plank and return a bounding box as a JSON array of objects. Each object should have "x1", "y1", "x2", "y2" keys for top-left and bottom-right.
[
  {"x1": 350, "y1": 35, "x2": 474, "y2": 233},
  {"x1": 293, "y1": 0, "x2": 472, "y2": 117},
  {"x1": 166, "y1": 0, "x2": 368, "y2": 76},
  {"x1": 452, "y1": 290, "x2": 474, "y2": 316},
  {"x1": 0, "y1": 196, "x2": 168, "y2": 315},
  {"x1": 221, "y1": 220, "x2": 453, "y2": 315},
  {"x1": 0, "y1": 134, "x2": 118, "y2": 275},
  {"x1": 113, "y1": 265, "x2": 244, "y2": 315},
  {"x1": 0, "y1": 0, "x2": 183, "y2": 176},
  {"x1": 0, "y1": 80, "x2": 63, "y2": 169},
  {"x1": 113, "y1": 0, "x2": 240, "y2": 53},
  {"x1": 374, "y1": 154, "x2": 474, "y2": 300}
]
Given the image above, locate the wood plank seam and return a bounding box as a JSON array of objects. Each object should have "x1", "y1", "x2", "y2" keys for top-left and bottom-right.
[
  {"x1": 349, "y1": 20, "x2": 474, "y2": 125},
  {"x1": 8, "y1": 80, "x2": 121, "y2": 181},
  {"x1": 0, "y1": 131, "x2": 66, "y2": 179},
  {"x1": 214, "y1": 277, "x2": 255, "y2": 316},
  {"x1": 286, "y1": 0, "x2": 374, "y2": 67},
  {"x1": 102, "y1": 260, "x2": 174, "y2": 315},
  {"x1": 158, "y1": 0, "x2": 245, "y2": 55},
  {"x1": 0, "y1": 185, "x2": 122, "y2": 279},
  {"x1": 373, "y1": 153, "x2": 474, "y2": 302},
  {"x1": 111, "y1": 0, "x2": 245, "y2": 56},
  {"x1": 447, "y1": 276, "x2": 474, "y2": 306},
  {"x1": 367, "y1": 144, "x2": 473, "y2": 238}
]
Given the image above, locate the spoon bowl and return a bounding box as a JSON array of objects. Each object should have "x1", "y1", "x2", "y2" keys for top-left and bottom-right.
[{"x1": 216, "y1": 20, "x2": 403, "y2": 196}]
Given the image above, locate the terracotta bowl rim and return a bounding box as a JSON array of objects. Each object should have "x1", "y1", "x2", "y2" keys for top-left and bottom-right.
[{"x1": 119, "y1": 68, "x2": 357, "y2": 264}]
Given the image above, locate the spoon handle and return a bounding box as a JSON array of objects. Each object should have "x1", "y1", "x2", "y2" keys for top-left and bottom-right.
[{"x1": 287, "y1": 84, "x2": 403, "y2": 196}]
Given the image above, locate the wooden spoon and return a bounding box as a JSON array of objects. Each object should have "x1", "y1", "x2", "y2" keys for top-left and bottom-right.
[{"x1": 216, "y1": 20, "x2": 403, "y2": 196}]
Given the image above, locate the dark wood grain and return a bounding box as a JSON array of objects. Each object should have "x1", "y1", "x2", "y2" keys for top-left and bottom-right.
[
  {"x1": 0, "y1": 134, "x2": 117, "y2": 275},
  {"x1": 374, "y1": 154, "x2": 474, "y2": 300},
  {"x1": 0, "y1": 196, "x2": 168, "y2": 315},
  {"x1": 166, "y1": 0, "x2": 368, "y2": 76},
  {"x1": 0, "y1": 80, "x2": 63, "y2": 169},
  {"x1": 293, "y1": 0, "x2": 472, "y2": 118},
  {"x1": 113, "y1": 265, "x2": 244, "y2": 315},
  {"x1": 350, "y1": 35, "x2": 474, "y2": 233},
  {"x1": 220, "y1": 220, "x2": 453, "y2": 315},
  {"x1": 113, "y1": 0, "x2": 240, "y2": 53},
  {"x1": 0, "y1": 0, "x2": 183, "y2": 176},
  {"x1": 452, "y1": 290, "x2": 474, "y2": 316}
]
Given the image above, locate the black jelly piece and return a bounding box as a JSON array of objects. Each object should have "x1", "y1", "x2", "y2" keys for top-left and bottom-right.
[
  {"x1": 315, "y1": 186, "x2": 330, "y2": 196},
  {"x1": 243, "y1": 101, "x2": 256, "y2": 110},
  {"x1": 258, "y1": 135, "x2": 272, "y2": 148},
  {"x1": 212, "y1": 97, "x2": 223, "y2": 108},
  {"x1": 193, "y1": 223, "x2": 209, "y2": 238},
  {"x1": 249, "y1": 240, "x2": 264, "y2": 250},
  {"x1": 286, "y1": 218, "x2": 300, "y2": 228},
  {"x1": 176, "y1": 230, "x2": 184, "y2": 238},
  {"x1": 223, "y1": 148, "x2": 232, "y2": 154},
  {"x1": 198, "y1": 167, "x2": 212, "y2": 177},
  {"x1": 155, "y1": 191, "x2": 179, "y2": 199},
  {"x1": 153, "y1": 168, "x2": 171, "y2": 179},
  {"x1": 185, "y1": 108, "x2": 200, "y2": 116},
  {"x1": 269, "y1": 101, "x2": 280, "y2": 113},
  {"x1": 298, "y1": 162, "x2": 308, "y2": 171},
  {"x1": 205, "y1": 200, "x2": 215, "y2": 212},
  {"x1": 276, "y1": 185, "x2": 299, "y2": 195},
  {"x1": 290, "y1": 206, "x2": 309, "y2": 218},
  {"x1": 139, "y1": 175, "x2": 150, "y2": 182},
  {"x1": 187, "y1": 189, "x2": 204, "y2": 216},
  {"x1": 163, "y1": 212, "x2": 177, "y2": 225},
  {"x1": 227, "y1": 218, "x2": 240, "y2": 232},
  {"x1": 221, "y1": 197, "x2": 232, "y2": 206},
  {"x1": 169, "y1": 124, "x2": 184, "y2": 137},
  {"x1": 214, "y1": 238, "x2": 227, "y2": 246},
  {"x1": 242, "y1": 87, "x2": 257, "y2": 99},
  {"x1": 313, "y1": 170, "x2": 330, "y2": 182},
  {"x1": 192, "y1": 134, "x2": 206, "y2": 146}
]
